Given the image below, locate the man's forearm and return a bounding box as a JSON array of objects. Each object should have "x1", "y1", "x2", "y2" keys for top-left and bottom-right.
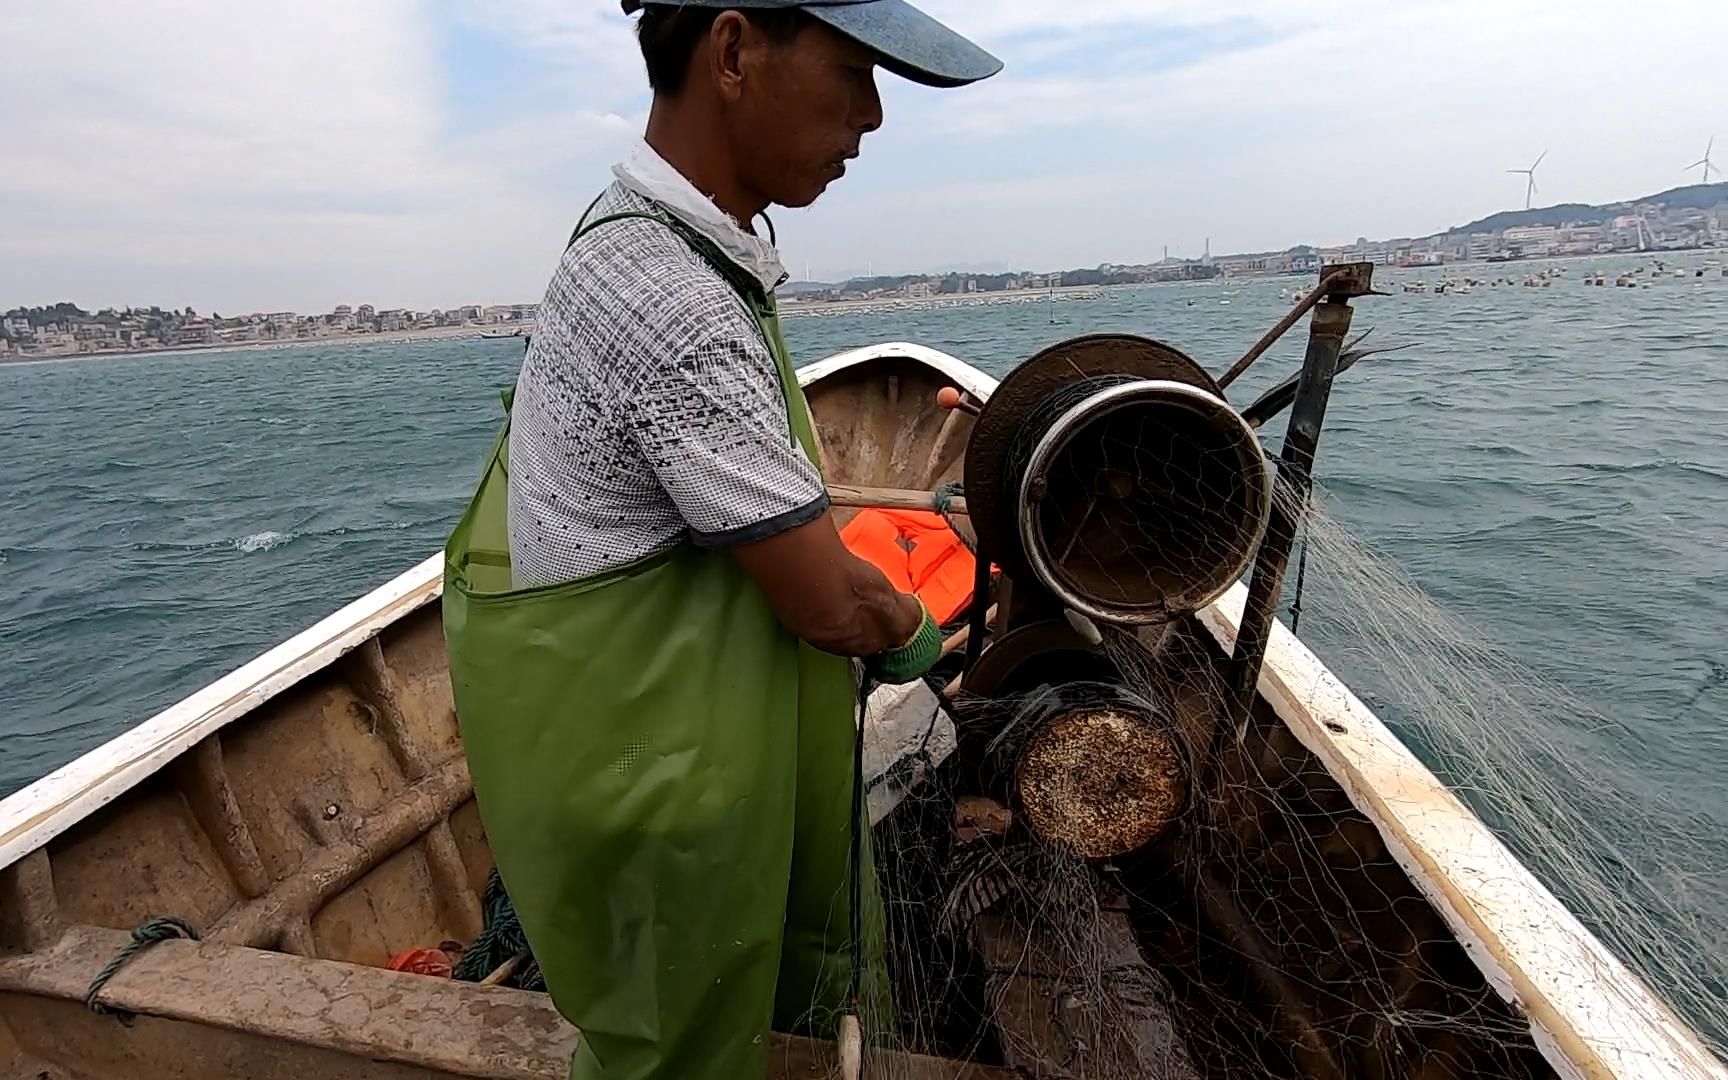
[
  {"x1": 833, "y1": 560, "x2": 924, "y2": 656},
  {"x1": 731, "y1": 514, "x2": 926, "y2": 658}
]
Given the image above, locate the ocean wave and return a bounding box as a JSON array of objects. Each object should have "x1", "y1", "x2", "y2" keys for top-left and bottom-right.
[
  {"x1": 128, "y1": 521, "x2": 417, "y2": 555},
  {"x1": 235, "y1": 530, "x2": 294, "y2": 553},
  {"x1": 1472, "y1": 443, "x2": 1535, "y2": 459},
  {"x1": 1441, "y1": 516, "x2": 1650, "y2": 550},
  {"x1": 1577, "y1": 459, "x2": 1728, "y2": 482}
]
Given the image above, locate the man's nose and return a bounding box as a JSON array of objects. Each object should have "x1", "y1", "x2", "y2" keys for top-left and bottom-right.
[{"x1": 854, "y1": 71, "x2": 883, "y2": 134}]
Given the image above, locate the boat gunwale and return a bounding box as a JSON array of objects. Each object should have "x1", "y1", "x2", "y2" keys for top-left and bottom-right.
[
  {"x1": 1197, "y1": 588, "x2": 1726, "y2": 1080},
  {"x1": 0, "y1": 340, "x2": 1719, "y2": 1079}
]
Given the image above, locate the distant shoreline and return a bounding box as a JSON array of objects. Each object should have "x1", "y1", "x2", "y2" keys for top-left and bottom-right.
[
  {"x1": 0, "y1": 324, "x2": 505, "y2": 367},
  {"x1": 7, "y1": 249, "x2": 1719, "y2": 369},
  {"x1": 781, "y1": 282, "x2": 1105, "y2": 316}
]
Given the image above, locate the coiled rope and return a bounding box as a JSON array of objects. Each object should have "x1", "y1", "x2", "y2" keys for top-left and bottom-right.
[
  {"x1": 452, "y1": 868, "x2": 546, "y2": 991},
  {"x1": 85, "y1": 916, "x2": 200, "y2": 1021}
]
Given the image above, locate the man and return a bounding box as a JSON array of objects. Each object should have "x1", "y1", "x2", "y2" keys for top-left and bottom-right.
[{"x1": 442, "y1": 3, "x2": 999, "y2": 1078}]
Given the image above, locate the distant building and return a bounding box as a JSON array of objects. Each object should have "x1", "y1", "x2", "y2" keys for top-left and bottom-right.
[
  {"x1": 1217, "y1": 253, "x2": 1295, "y2": 276},
  {"x1": 72, "y1": 320, "x2": 120, "y2": 345},
  {"x1": 35, "y1": 327, "x2": 75, "y2": 352},
  {"x1": 357, "y1": 304, "x2": 376, "y2": 322},
  {"x1": 456, "y1": 304, "x2": 483, "y2": 321},
  {"x1": 2, "y1": 315, "x2": 32, "y2": 337},
  {"x1": 378, "y1": 309, "x2": 408, "y2": 332},
  {"x1": 1502, "y1": 225, "x2": 1558, "y2": 256},
  {"x1": 1556, "y1": 224, "x2": 1606, "y2": 254},
  {"x1": 333, "y1": 304, "x2": 353, "y2": 318},
  {"x1": 165, "y1": 322, "x2": 215, "y2": 346}
]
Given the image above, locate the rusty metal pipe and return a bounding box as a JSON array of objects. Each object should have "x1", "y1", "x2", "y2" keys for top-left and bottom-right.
[
  {"x1": 1217, "y1": 268, "x2": 1346, "y2": 390},
  {"x1": 1230, "y1": 265, "x2": 1373, "y2": 728}
]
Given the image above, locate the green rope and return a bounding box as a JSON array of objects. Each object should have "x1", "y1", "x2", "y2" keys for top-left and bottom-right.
[
  {"x1": 453, "y1": 868, "x2": 546, "y2": 991},
  {"x1": 1289, "y1": 520, "x2": 1311, "y2": 634},
  {"x1": 931, "y1": 481, "x2": 977, "y2": 556},
  {"x1": 85, "y1": 916, "x2": 200, "y2": 1021}
]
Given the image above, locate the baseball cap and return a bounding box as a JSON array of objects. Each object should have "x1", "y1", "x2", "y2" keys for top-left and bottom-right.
[{"x1": 619, "y1": 0, "x2": 1003, "y2": 88}]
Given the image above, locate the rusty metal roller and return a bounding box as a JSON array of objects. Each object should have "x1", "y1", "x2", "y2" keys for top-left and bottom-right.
[{"x1": 966, "y1": 335, "x2": 1272, "y2": 625}]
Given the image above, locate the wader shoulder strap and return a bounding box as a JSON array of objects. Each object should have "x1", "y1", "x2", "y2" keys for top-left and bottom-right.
[
  {"x1": 562, "y1": 193, "x2": 805, "y2": 448},
  {"x1": 566, "y1": 195, "x2": 773, "y2": 315}
]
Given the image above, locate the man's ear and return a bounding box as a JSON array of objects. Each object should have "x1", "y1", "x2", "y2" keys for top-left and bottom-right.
[{"x1": 708, "y1": 11, "x2": 749, "y2": 103}]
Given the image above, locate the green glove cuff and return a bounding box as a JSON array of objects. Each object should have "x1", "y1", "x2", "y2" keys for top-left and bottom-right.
[{"x1": 868, "y1": 603, "x2": 943, "y2": 685}]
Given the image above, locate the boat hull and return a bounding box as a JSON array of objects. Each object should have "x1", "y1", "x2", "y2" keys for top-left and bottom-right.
[{"x1": 1, "y1": 342, "x2": 1720, "y2": 1079}]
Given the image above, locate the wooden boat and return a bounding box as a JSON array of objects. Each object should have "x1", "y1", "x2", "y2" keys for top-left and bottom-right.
[{"x1": 1, "y1": 341, "x2": 1723, "y2": 1080}]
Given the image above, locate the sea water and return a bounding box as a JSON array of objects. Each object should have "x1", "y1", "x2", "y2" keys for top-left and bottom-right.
[{"x1": 3, "y1": 253, "x2": 1726, "y2": 1041}]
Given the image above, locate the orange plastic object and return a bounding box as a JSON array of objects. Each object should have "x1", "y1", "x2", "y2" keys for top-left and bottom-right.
[
  {"x1": 386, "y1": 947, "x2": 454, "y2": 978},
  {"x1": 840, "y1": 509, "x2": 977, "y2": 624}
]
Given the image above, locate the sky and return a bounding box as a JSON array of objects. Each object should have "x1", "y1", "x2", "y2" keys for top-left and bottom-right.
[{"x1": 2, "y1": 0, "x2": 1724, "y2": 314}]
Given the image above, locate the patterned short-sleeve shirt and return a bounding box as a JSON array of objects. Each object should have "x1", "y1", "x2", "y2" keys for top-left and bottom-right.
[{"x1": 506, "y1": 182, "x2": 828, "y2": 588}]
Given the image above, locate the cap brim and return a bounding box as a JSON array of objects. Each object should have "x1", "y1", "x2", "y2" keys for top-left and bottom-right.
[{"x1": 804, "y1": 0, "x2": 1002, "y2": 88}]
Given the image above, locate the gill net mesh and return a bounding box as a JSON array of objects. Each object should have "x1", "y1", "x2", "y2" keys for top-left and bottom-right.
[
  {"x1": 456, "y1": 387, "x2": 1725, "y2": 1078},
  {"x1": 844, "y1": 419, "x2": 1727, "y2": 1078}
]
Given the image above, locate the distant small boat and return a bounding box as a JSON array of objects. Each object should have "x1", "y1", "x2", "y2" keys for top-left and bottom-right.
[{"x1": 479, "y1": 327, "x2": 527, "y2": 340}]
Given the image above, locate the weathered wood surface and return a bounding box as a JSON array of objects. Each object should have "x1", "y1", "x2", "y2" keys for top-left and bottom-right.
[
  {"x1": 828, "y1": 484, "x2": 969, "y2": 516},
  {"x1": 0, "y1": 927, "x2": 1015, "y2": 1080},
  {"x1": 971, "y1": 898, "x2": 1199, "y2": 1079},
  {"x1": 0, "y1": 553, "x2": 446, "y2": 873}
]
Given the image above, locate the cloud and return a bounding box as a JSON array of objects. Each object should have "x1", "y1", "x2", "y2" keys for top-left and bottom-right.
[
  {"x1": 0, "y1": 0, "x2": 623, "y2": 311},
  {"x1": 3, "y1": 0, "x2": 1725, "y2": 306},
  {"x1": 773, "y1": 0, "x2": 1728, "y2": 276}
]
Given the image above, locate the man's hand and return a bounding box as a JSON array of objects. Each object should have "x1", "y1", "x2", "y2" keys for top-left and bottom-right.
[
  {"x1": 731, "y1": 513, "x2": 923, "y2": 657},
  {"x1": 865, "y1": 601, "x2": 943, "y2": 685}
]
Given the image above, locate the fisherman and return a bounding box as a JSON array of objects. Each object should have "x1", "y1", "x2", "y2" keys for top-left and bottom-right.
[{"x1": 442, "y1": 3, "x2": 999, "y2": 1078}]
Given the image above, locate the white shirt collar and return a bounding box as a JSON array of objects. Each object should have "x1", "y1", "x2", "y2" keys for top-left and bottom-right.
[{"x1": 612, "y1": 139, "x2": 788, "y2": 294}]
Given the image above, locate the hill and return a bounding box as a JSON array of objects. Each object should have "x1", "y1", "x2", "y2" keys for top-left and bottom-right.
[{"x1": 1450, "y1": 182, "x2": 1728, "y2": 234}]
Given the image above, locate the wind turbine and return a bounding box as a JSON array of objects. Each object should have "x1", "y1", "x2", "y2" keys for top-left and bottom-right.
[
  {"x1": 1507, "y1": 150, "x2": 1547, "y2": 210},
  {"x1": 1686, "y1": 137, "x2": 1718, "y2": 183}
]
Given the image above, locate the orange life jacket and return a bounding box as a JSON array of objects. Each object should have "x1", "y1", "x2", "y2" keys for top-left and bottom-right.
[{"x1": 839, "y1": 508, "x2": 977, "y2": 625}]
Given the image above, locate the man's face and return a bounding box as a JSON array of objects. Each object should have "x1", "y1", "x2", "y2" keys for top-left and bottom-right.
[{"x1": 728, "y1": 18, "x2": 884, "y2": 209}]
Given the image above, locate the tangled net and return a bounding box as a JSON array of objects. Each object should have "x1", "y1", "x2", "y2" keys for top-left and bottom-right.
[
  {"x1": 452, "y1": 390, "x2": 1724, "y2": 1076},
  {"x1": 846, "y1": 480, "x2": 1725, "y2": 1078}
]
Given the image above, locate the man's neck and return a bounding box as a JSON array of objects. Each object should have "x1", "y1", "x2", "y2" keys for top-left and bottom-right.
[{"x1": 644, "y1": 105, "x2": 766, "y2": 229}]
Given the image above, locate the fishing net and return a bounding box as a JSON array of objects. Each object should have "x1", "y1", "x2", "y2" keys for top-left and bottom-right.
[
  {"x1": 847, "y1": 479, "x2": 1726, "y2": 1078},
  {"x1": 1287, "y1": 489, "x2": 1728, "y2": 1063},
  {"x1": 449, "y1": 366, "x2": 1724, "y2": 1076}
]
